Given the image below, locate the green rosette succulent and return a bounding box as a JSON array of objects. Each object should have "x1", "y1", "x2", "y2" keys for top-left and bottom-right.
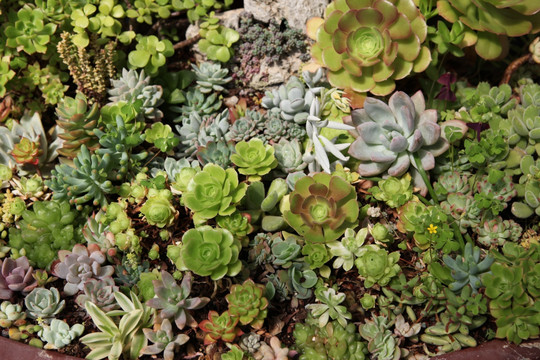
[
  {"x1": 437, "y1": 0, "x2": 540, "y2": 60},
  {"x1": 369, "y1": 174, "x2": 413, "y2": 208},
  {"x1": 179, "y1": 226, "x2": 242, "y2": 280},
  {"x1": 183, "y1": 163, "x2": 247, "y2": 224},
  {"x1": 226, "y1": 279, "x2": 268, "y2": 329},
  {"x1": 347, "y1": 91, "x2": 449, "y2": 195},
  {"x1": 308, "y1": 0, "x2": 431, "y2": 95},
  {"x1": 5, "y1": 5, "x2": 57, "y2": 55},
  {"x1": 140, "y1": 189, "x2": 177, "y2": 228},
  {"x1": 230, "y1": 139, "x2": 278, "y2": 181},
  {"x1": 284, "y1": 173, "x2": 359, "y2": 243},
  {"x1": 355, "y1": 245, "x2": 400, "y2": 288},
  {"x1": 302, "y1": 243, "x2": 332, "y2": 269},
  {"x1": 216, "y1": 211, "x2": 253, "y2": 241}
]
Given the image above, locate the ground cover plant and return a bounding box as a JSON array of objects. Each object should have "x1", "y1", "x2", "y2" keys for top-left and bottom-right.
[{"x1": 0, "y1": 0, "x2": 539, "y2": 359}]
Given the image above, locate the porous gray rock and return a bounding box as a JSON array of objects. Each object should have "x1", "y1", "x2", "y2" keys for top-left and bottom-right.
[{"x1": 244, "y1": 0, "x2": 329, "y2": 29}]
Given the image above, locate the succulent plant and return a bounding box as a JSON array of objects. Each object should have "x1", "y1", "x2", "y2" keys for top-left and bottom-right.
[
  {"x1": 226, "y1": 109, "x2": 266, "y2": 143},
  {"x1": 145, "y1": 123, "x2": 179, "y2": 153},
  {"x1": 198, "y1": 15, "x2": 239, "y2": 63},
  {"x1": 128, "y1": 35, "x2": 174, "y2": 76},
  {"x1": 262, "y1": 70, "x2": 323, "y2": 124},
  {"x1": 231, "y1": 139, "x2": 278, "y2": 180},
  {"x1": 24, "y1": 287, "x2": 65, "y2": 322},
  {"x1": 8, "y1": 200, "x2": 83, "y2": 269},
  {"x1": 440, "y1": 193, "x2": 482, "y2": 233},
  {"x1": 183, "y1": 163, "x2": 247, "y2": 224},
  {"x1": 11, "y1": 174, "x2": 46, "y2": 200},
  {"x1": 307, "y1": 0, "x2": 430, "y2": 95},
  {"x1": 306, "y1": 286, "x2": 352, "y2": 328},
  {"x1": 108, "y1": 68, "x2": 164, "y2": 120},
  {"x1": 80, "y1": 291, "x2": 154, "y2": 360},
  {"x1": 437, "y1": 0, "x2": 540, "y2": 60},
  {"x1": 347, "y1": 91, "x2": 449, "y2": 195},
  {"x1": 443, "y1": 243, "x2": 494, "y2": 293},
  {"x1": 355, "y1": 244, "x2": 401, "y2": 288},
  {"x1": 327, "y1": 227, "x2": 368, "y2": 271},
  {"x1": 146, "y1": 271, "x2": 210, "y2": 330},
  {"x1": 271, "y1": 236, "x2": 302, "y2": 268},
  {"x1": 359, "y1": 316, "x2": 401, "y2": 360},
  {"x1": 175, "y1": 110, "x2": 230, "y2": 158},
  {"x1": 443, "y1": 286, "x2": 488, "y2": 327},
  {"x1": 140, "y1": 189, "x2": 177, "y2": 228},
  {"x1": 94, "y1": 116, "x2": 148, "y2": 180},
  {"x1": 216, "y1": 211, "x2": 254, "y2": 241},
  {"x1": 420, "y1": 313, "x2": 478, "y2": 354},
  {"x1": 82, "y1": 211, "x2": 116, "y2": 256},
  {"x1": 199, "y1": 310, "x2": 243, "y2": 345},
  {"x1": 0, "y1": 111, "x2": 61, "y2": 176},
  {"x1": 150, "y1": 157, "x2": 201, "y2": 194},
  {"x1": 302, "y1": 242, "x2": 332, "y2": 269},
  {"x1": 433, "y1": 171, "x2": 470, "y2": 200},
  {"x1": 174, "y1": 88, "x2": 222, "y2": 119},
  {"x1": 293, "y1": 316, "x2": 368, "y2": 360},
  {"x1": 269, "y1": 262, "x2": 318, "y2": 300},
  {"x1": 179, "y1": 226, "x2": 242, "y2": 280},
  {"x1": 0, "y1": 301, "x2": 26, "y2": 328},
  {"x1": 5, "y1": 5, "x2": 57, "y2": 55},
  {"x1": 75, "y1": 277, "x2": 119, "y2": 312},
  {"x1": 476, "y1": 216, "x2": 522, "y2": 248},
  {"x1": 192, "y1": 61, "x2": 232, "y2": 94},
  {"x1": 226, "y1": 279, "x2": 268, "y2": 329},
  {"x1": 141, "y1": 318, "x2": 190, "y2": 360},
  {"x1": 0, "y1": 256, "x2": 38, "y2": 300},
  {"x1": 55, "y1": 92, "x2": 101, "y2": 158},
  {"x1": 39, "y1": 319, "x2": 84, "y2": 349},
  {"x1": 47, "y1": 145, "x2": 115, "y2": 209},
  {"x1": 284, "y1": 173, "x2": 359, "y2": 243},
  {"x1": 274, "y1": 138, "x2": 307, "y2": 174},
  {"x1": 197, "y1": 140, "x2": 236, "y2": 168},
  {"x1": 51, "y1": 244, "x2": 115, "y2": 296},
  {"x1": 369, "y1": 174, "x2": 413, "y2": 208},
  {"x1": 10, "y1": 138, "x2": 43, "y2": 166}
]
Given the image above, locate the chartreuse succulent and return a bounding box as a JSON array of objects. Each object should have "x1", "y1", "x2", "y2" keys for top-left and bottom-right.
[
  {"x1": 5, "y1": 5, "x2": 57, "y2": 55},
  {"x1": 437, "y1": 0, "x2": 540, "y2": 60},
  {"x1": 39, "y1": 319, "x2": 84, "y2": 350},
  {"x1": 141, "y1": 318, "x2": 190, "y2": 360},
  {"x1": 226, "y1": 279, "x2": 268, "y2": 329},
  {"x1": 145, "y1": 123, "x2": 179, "y2": 153},
  {"x1": 140, "y1": 189, "x2": 177, "y2": 228},
  {"x1": 294, "y1": 315, "x2": 368, "y2": 360},
  {"x1": 179, "y1": 226, "x2": 242, "y2": 280},
  {"x1": 146, "y1": 271, "x2": 210, "y2": 330},
  {"x1": 347, "y1": 91, "x2": 449, "y2": 195},
  {"x1": 231, "y1": 139, "x2": 278, "y2": 181},
  {"x1": 443, "y1": 243, "x2": 494, "y2": 293},
  {"x1": 355, "y1": 244, "x2": 400, "y2": 288},
  {"x1": 420, "y1": 313, "x2": 479, "y2": 355},
  {"x1": 80, "y1": 290, "x2": 154, "y2": 360},
  {"x1": 307, "y1": 0, "x2": 431, "y2": 95},
  {"x1": 128, "y1": 35, "x2": 174, "y2": 76},
  {"x1": 24, "y1": 287, "x2": 65, "y2": 322},
  {"x1": 369, "y1": 174, "x2": 413, "y2": 208},
  {"x1": 183, "y1": 164, "x2": 247, "y2": 224},
  {"x1": 284, "y1": 173, "x2": 359, "y2": 243},
  {"x1": 199, "y1": 310, "x2": 242, "y2": 345},
  {"x1": 198, "y1": 13, "x2": 239, "y2": 63},
  {"x1": 306, "y1": 286, "x2": 352, "y2": 328},
  {"x1": 8, "y1": 200, "x2": 83, "y2": 269}
]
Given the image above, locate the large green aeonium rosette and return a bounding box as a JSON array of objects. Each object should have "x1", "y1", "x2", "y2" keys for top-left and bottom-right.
[
  {"x1": 183, "y1": 164, "x2": 247, "y2": 224},
  {"x1": 308, "y1": 0, "x2": 431, "y2": 96},
  {"x1": 179, "y1": 226, "x2": 242, "y2": 280},
  {"x1": 284, "y1": 173, "x2": 359, "y2": 243}
]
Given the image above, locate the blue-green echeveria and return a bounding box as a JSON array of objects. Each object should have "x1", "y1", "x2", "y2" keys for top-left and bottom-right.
[
  {"x1": 284, "y1": 173, "x2": 359, "y2": 243},
  {"x1": 179, "y1": 226, "x2": 242, "y2": 280},
  {"x1": 307, "y1": 0, "x2": 431, "y2": 95},
  {"x1": 183, "y1": 164, "x2": 247, "y2": 224},
  {"x1": 347, "y1": 91, "x2": 449, "y2": 195}
]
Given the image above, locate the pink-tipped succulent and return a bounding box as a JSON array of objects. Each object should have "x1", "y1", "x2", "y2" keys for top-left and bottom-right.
[
  {"x1": 0, "y1": 256, "x2": 38, "y2": 300},
  {"x1": 199, "y1": 310, "x2": 243, "y2": 345},
  {"x1": 346, "y1": 91, "x2": 449, "y2": 195},
  {"x1": 307, "y1": 0, "x2": 431, "y2": 95},
  {"x1": 51, "y1": 244, "x2": 114, "y2": 296}
]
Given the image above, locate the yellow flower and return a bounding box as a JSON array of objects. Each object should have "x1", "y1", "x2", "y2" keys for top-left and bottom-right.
[{"x1": 427, "y1": 224, "x2": 438, "y2": 234}]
